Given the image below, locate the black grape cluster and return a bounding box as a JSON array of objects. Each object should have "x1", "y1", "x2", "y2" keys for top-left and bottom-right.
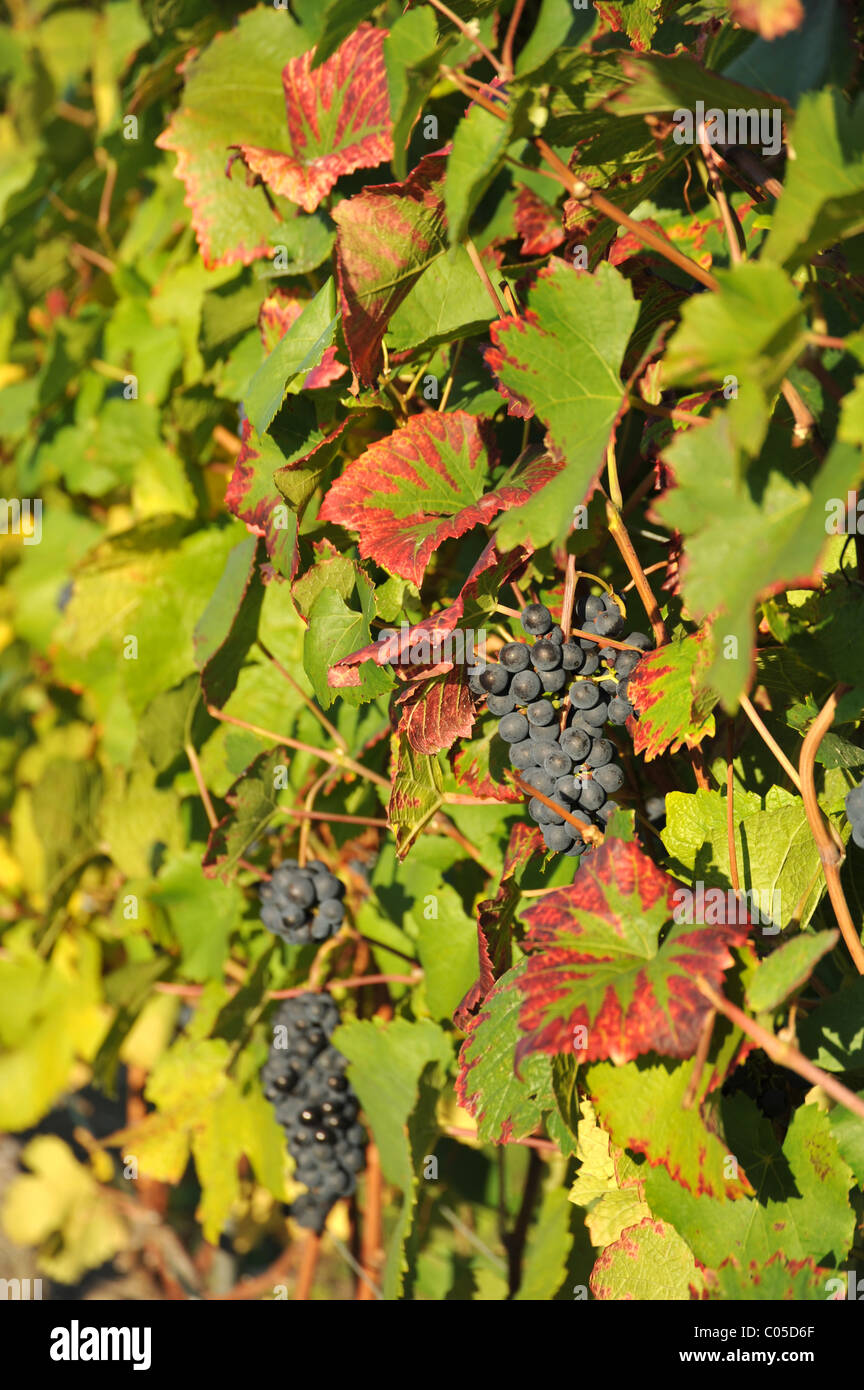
[
  {"x1": 469, "y1": 596, "x2": 651, "y2": 857},
  {"x1": 262, "y1": 993, "x2": 366, "y2": 1231},
  {"x1": 258, "y1": 858, "x2": 346, "y2": 945},
  {"x1": 845, "y1": 779, "x2": 864, "y2": 849}
]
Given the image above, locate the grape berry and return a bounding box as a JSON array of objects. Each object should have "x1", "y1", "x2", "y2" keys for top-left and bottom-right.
[
  {"x1": 469, "y1": 596, "x2": 650, "y2": 858},
  {"x1": 262, "y1": 993, "x2": 366, "y2": 1231},
  {"x1": 259, "y1": 859, "x2": 346, "y2": 945},
  {"x1": 845, "y1": 779, "x2": 864, "y2": 849}
]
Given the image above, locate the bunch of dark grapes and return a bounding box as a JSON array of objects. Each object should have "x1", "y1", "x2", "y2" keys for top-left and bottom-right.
[
  {"x1": 262, "y1": 993, "x2": 366, "y2": 1231},
  {"x1": 845, "y1": 779, "x2": 864, "y2": 848},
  {"x1": 469, "y1": 595, "x2": 651, "y2": 857},
  {"x1": 258, "y1": 858, "x2": 346, "y2": 945}
]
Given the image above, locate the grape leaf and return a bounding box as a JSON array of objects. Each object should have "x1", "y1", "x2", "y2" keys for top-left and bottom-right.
[
  {"x1": 193, "y1": 534, "x2": 263, "y2": 709},
  {"x1": 797, "y1": 978, "x2": 864, "y2": 1072},
  {"x1": 446, "y1": 95, "x2": 516, "y2": 246},
  {"x1": 698, "y1": 1252, "x2": 833, "y2": 1301},
  {"x1": 384, "y1": 6, "x2": 442, "y2": 180},
  {"x1": 258, "y1": 289, "x2": 346, "y2": 388},
  {"x1": 661, "y1": 786, "x2": 825, "y2": 933},
  {"x1": 645, "y1": 1102, "x2": 856, "y2": 1268},
  {"x1": 156, "y1": 7, "x2": 311, "y2": 268},
  {"x1": 746, "y1": 930, "x2": 838, "y2": 1014},
  {"x1": 657, "y1": 415, "x2": 863, "y2": 707},
  {"x1": 515, "y1": 837, "x2": 748, "y2": 1066},
  {"x1": 332, "y1": 1015, "x2": 451, "y2": 1300},
  {"x1": 589, "y1": 1217, "x2": 699, "y2": 1300},
  {"x1": 244, "y1": 277, "x2": 339, "y2": 435},
  {"x1": 396, "y1": 665, "x2": 476, "y2": 756},
  {"x1": 569, "y1": 1099, "x2": 652, "y2": 1249},
  {"x1": 236, "y1": 26, "x2": 392, "y2": 215},
  {"x1": 456, "y1": 958, "x2": 555, "y2": 1144},
  {"x1": 226, "y1": 423, "x2": 299, "y2": 580},
  {"x1": 202, "y1": 747, "x2": 285, "y2": 880},
  {"x1": 486, "y1": 260, "x2": 639, "y2": 549},
  {"x1": 627, "y1": 630, "x2": 718, "y2": 760},
  {"x1": 763, "y1": 89, "x2": 864, "y2": 271},
  {"x1": 388, "y1": 734, "x2": 445, "y2": 858},
  {"x1": 332, "y1": 151, "x2": 447, "y2": 385},
  {"x1": 513, "y1": 185, "x2": 565, "y2": 257},
  {"x1": 319, "y1": 411, "x2": 560, "y2": 586},
  {"x1": 513, "y1": 1186, "x2": 575, "y2": 1301}
]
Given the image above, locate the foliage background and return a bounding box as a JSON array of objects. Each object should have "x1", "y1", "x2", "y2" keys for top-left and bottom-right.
[{"x1": 1, "y1": 0, "x2": 864, "y2": 1301}]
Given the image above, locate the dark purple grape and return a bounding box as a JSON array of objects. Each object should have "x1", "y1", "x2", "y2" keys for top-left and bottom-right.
[
  {"x1": 569, "y1": 681, "x2": 601, "y2": 709},
  {"x1": 500, "y1": 642, "x2": 531, "y2": 671},
  {"x1": 595, "y1": 607, "x2": 623, "y2": 637},
  {"x1": 539, "y1": 668, "x2": 567, "y2": 694},
  {"x1": 561, "y1": 727, "x2": 591, "y2": 761},
  {"x1": 522, "y1": 766, "x2": 555, "y2": 796},
  {"x1": 499, "y1": 712, "x2": 529, "y2": 743},
  {"x1": 560, "y1": 642, "x2": 584, "y2": 672},
  {"x1": 581, "y1": 702, "x2": 609, "y2": 727},
  {"x1": 543, "y1": 823, "x2": 577, "y2": 852},
  {"x1": 479, "y1": 664, "x2": 509, "y2": 695},
  {"x1": 607, "y1": 697, "x2": 633, "y2": 724},
  {"x1": 531, "y1": 721, "x2": 560, "y2": 743},
  {"x1": 595, "y1": 763, "x2": 625, "y2": 793},
  {"x1": 555, "y1": 774, "x2": 582, "y2": 801},
  {"x1": 511, "y1": 668, "x2": 542, "y2": 703},
  {"x1": 528, "y1": 797, "x2": 557, "y2": 824},
  {"x1": 527, "y1": 699, "x2": 556, "y2": 726},
  {"x1": 510, "y1": 739, "x2": 542, "y2": 769},
  {"x1": 583, "y1": 594, "x2": 605, "y2": 621},
  {"x1": 580, "y1": 779, "x2": 606, "y2": 811},
  {"x1": 546, "y1": 625, "x2": 564, "y2": 645},
  {"x1": 587, "y1": 739, "x2": 614, "y2": 768},
  {"x1": 596, "y1": 800, "x2": 619, "y2": 825},
  {"x1": 625, "y1": 632, "x2": 653, "y2": 651},
  {"x1": 531, "y1": 639, "x2": 561, "y2": 671},
  {"x1": 520, "y1": 603, "x2": 552, "y2": 636},
  {"x1": 580, "y1": 650, "x2": 600, "y2": 675},
  {"x1": 612, "y1": 649, "x2": 641, "y2": 678},
  {"x1": 578, "y1": 623, "x2": 599, "y2": 649},
  {"x1": 544, "y1": 746, "x2": 572, "y2": 778},
  {"x1": 487, "y1": 692, "x2": 517, "y2": 716},
  {"x1": 564, "y1": 838, "x2": 588, "y2": 857}
]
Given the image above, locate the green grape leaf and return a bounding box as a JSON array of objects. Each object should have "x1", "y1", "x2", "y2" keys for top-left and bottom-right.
[
  {"x1": 746, "y1": 930, "x2": 838, "y2": 1013},
  {"x1": 628, "y1": 630, "x2": 718, "y2": 760}
]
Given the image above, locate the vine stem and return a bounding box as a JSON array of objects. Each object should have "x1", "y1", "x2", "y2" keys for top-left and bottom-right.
[
  {"x1": 512, "y1": 771, "x2": 604, "y2": 846},
  {"x1": 445, "y1": 1125, "x2": 558, "y2": 1154},
  {"x1": 257, "y1": 640, "x2": 348, "y2": 752},
  {"x1": 627, "y1": 395, "x2": 710, "y2": 428},
  {"x1": 295, "y1": 1230, "x2": 321, "y2": 1301},
  {"x1": 153, "y1": 971, "x2": 423, "y2": 1000},
  {"x1": 277, "y1": 807, "x2": 390, "y2": 827},
  {"x1": 358, "y1": 1142, "x2": 383, "y2": 1301},
  {"x1": 298, "y1": 770, "x2": 330, "y2": 868},
  {"x1": 501, "y1": 0, "x2": 527, "y2": 76},
  {"x1": 698, "y1": 121, "x2": 744, "y2": 265},
  {"x1": 726, "y1": 725, "x2": 741, "y2": 896},
  {"x1": 465, "y1": 237, "x2": 507, "y2": 315},
  {"x1": 185, "y1": 742, "x2": 218, "y2": 830},
  {"x1": 739, "y1": 693, "x2": 802, "y2": 791},
  {"x1": 605, "y1": 501, "x2": 668, "y2": 646},
  {"x1": 205, "y1": 704, "x2": 391, "y2": 789},
  {"x1": 427, "y1": 0, "x2": 507, "y2": 77},
  {"x1": 798, "y1": 684, "x2": 864, "y2": 974},
  {"x1": 695, "y1": 978, "x2": 864, "y2": 1122},
  {"x1": 560, "y1": 552, "x2": 578, "y2": 638}
]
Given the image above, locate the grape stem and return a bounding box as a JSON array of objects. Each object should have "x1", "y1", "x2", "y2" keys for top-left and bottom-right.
[
  {"x1": 358, "y1": 1142, "x2": 383, "y2": 1301},
  {"x1": 428, "y1": 0, "x2": 507, "y2": 77},
  {"x1": 184, "y1": 741, "x2": 218, "y2": 830},
  {"x1": 798, "y1": 684, "x2": 864, "y2": 974},
  {"x1": 295, "y1": 1230, "x2": 321, "y2": 1301},
  {"x1": 739, "y1": 693, "x2": 802, "y2": 791}
]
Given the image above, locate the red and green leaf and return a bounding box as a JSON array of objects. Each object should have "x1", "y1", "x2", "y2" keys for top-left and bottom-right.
[
  {"x1": 396, "y1": 665, "x2": 476, "y2": 756},
  {"x1": 515, "y1": 836, "x2": 748, "y2": 1066},
  {"x1": 258, "y1": 290, "x2": 346, "y2": 389},
  {"x1": 332, "y1": 151, "x2": 448, "y2": 385},
  {"x1": 235, "y1": 25, "x2": 393, "y2": 215},
  {"x1": 627, "y1": 629, "x2": 719, "y2": 760},
  {"x1": 319, "y1": 411, "x2": 559, "y2": 585},
  {"x1": 513, "y1": 186, "x2": 565, "y2": 257},
  {"x1": 225, "y1": 422, "x2": 299, "y2": 580}
]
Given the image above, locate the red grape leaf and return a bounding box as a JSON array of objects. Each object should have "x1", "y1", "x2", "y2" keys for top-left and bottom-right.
[
  {"x1": 453, "y1": 826, "x2": 530, "y2": 1029},
  {"x1": 319, "y1": 411, "x2": 560, "y2": 585},
  {"x1": 514, "y1": 186, "x2": 565, "y2": 257},
  {"x1": 515, "y1": 836, "x2": 748, "y2": 1067},
  {"x1": 503, "y1": 821, "x2": 545, "y2": 876},
  {"x1": 627, "y1": 629, "x2": 719, "y2": 761},
  {"x1": 155, "y1": 8, "x2": 310, "y2": 269},
  {"x1": 258, "y1": 290, "x2": 346, "y2": 389},
  {"x1": 696, "y1": 1252, "x2": 833, "y2": 1301},
  {"x1": 396, "y1": 665, "x2": 476, "y2": 755},
  {"x1": 451, "y1": 726, "x2": 522, "y2": 803},
  {"x1": 226, "y1": 421, "x2": 299, "y2": 580},
  {"x1": 327, "y1": 538, "x2": 529, "y2": 683},
  {"x1": 235, "y1": 26, "x2": 392, "y2": 215},
  {"x1": 332, "y1": 151, "x2": 448, "y2": 385},
  {"x1": 456, "y1": 958, "x2": 554, "y2": 1144}
]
